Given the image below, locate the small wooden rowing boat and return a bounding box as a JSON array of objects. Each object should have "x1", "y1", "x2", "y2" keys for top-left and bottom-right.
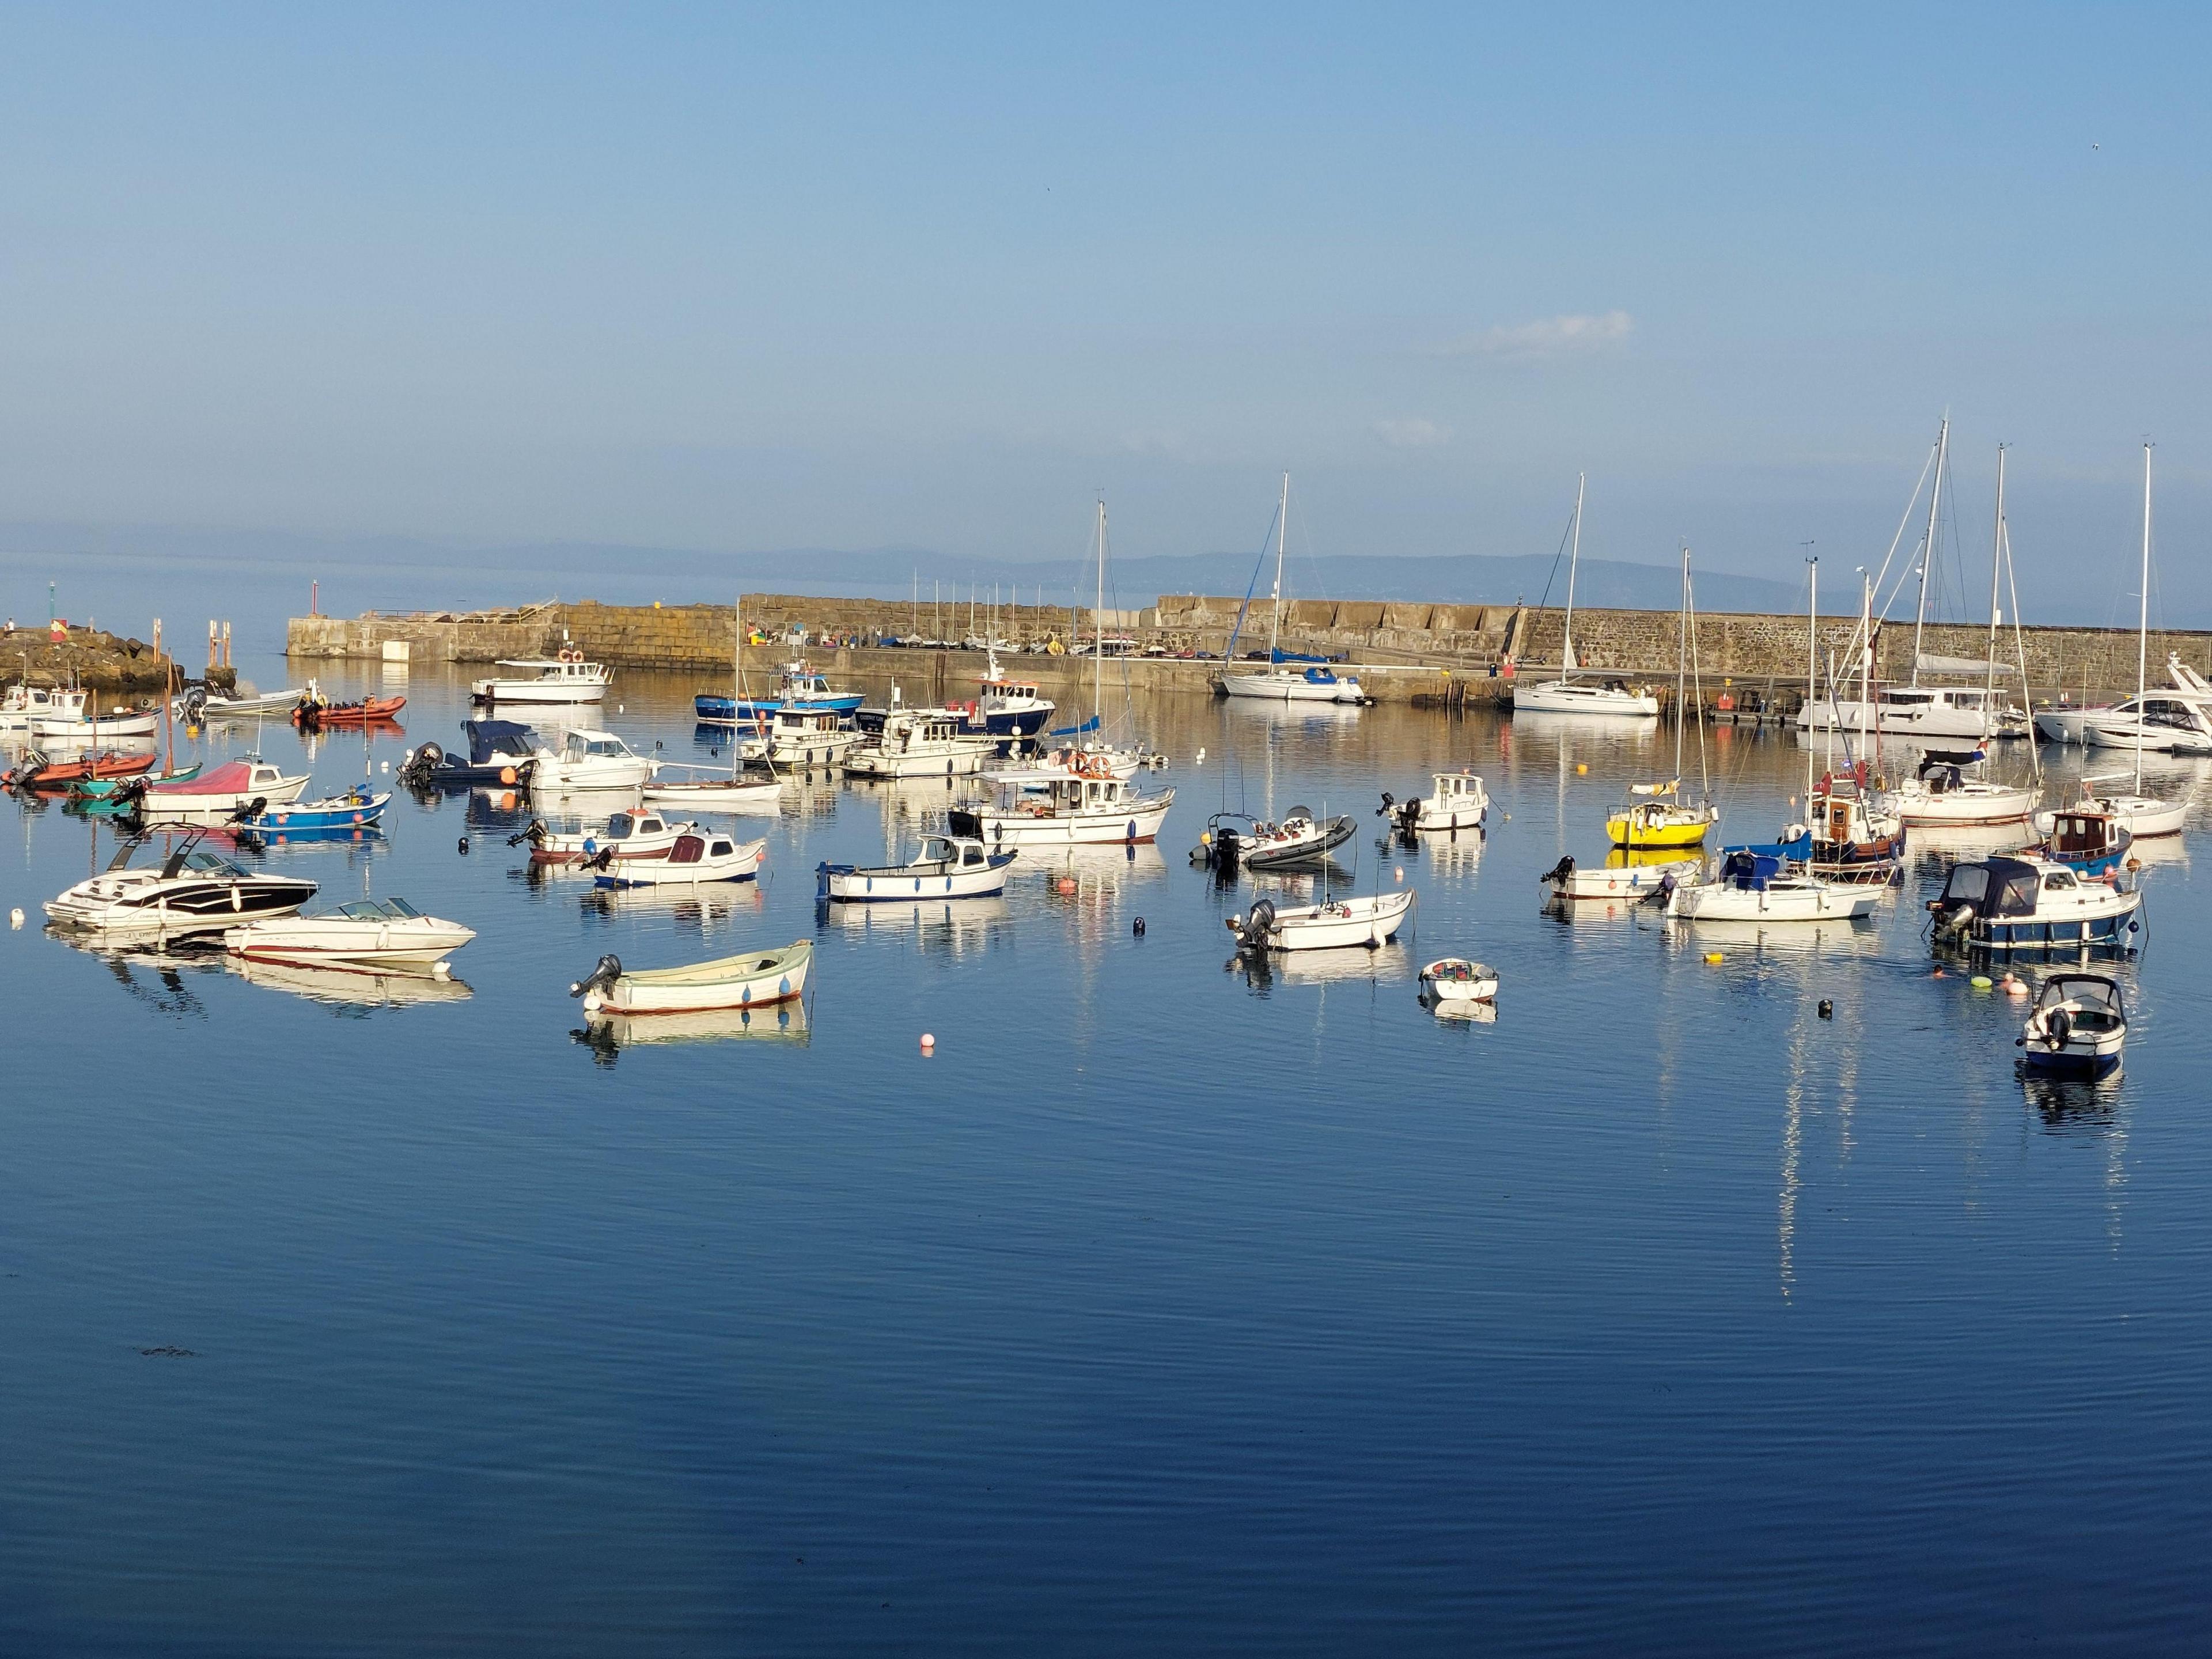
[
  {"x1": 1419, "y1": 957, "x2": 1499, "y2": 1003},
  {"x1": 569, "y1": 939, "x2": 812, "y2": 1015}
]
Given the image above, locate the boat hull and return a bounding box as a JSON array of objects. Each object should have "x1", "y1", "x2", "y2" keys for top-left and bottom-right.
[
  {"x1": 1220, "y1": 671, "x2": 1365, "y2": 703},
  {"x1": 955, "y1": 793, "x2": 1173, "y2": 847},
  {"x1": 224, "y1": 916, "x2": 475, "y2": 968},
  {"x1": 583, "y1": 941, "x2": 812, "y2": 1016},
  {"x1": 1249, "y1": 890, "x2": 1414, "y2": 950},
  {"x1": 1513, "y1": 681, "x2": 1659, "y2": 717},
  {"x1": 1667, "y1": 880, "x2": 1881, "y2": 922},
  {"x1": 817, "y1": 853, "x2": 1016, "y2": 901},
  {"x1": 643, "y1": 780, "x2": 785, "y2": 811}
]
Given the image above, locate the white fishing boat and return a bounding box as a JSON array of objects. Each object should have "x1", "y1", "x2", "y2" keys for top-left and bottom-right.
[
  {"x1": 223, "y1": 897, "x2": 476, "y2": 972},
  {"x1": 45, "y1": 832, "x2": 319, "y2": 937},
  {"x1": 737, "y1": 705, "x2": 858, "y2": 768},
  {"x1": 1539, "y1": 850, "x2": 1699, "y2": 903},
  {"x1": 1226, "y1": 889, "x2": 1414, "y2": 952},
  {"x1": 964, "y1": 653, "x2": 1058, "y2": 737},
  {"x1": 1419, "y1": 957, "x2": 1498, "y2": 1004},
  {"x1": 0, "y1": 684, "x2": 59, "y2": 731},
  {"x1": 135, "y1": 756, "x2": 313, "y2": 819},
  {"x1": 1219, "y1": 474, "x2": 1368, "y2": 704},
  {"x1": 816, "y1": 834, "x2": 1017, "y2": 901},
  {"x1": 643, "y1": 773, "x2": 785, "y2": 812},
  {"x1": 569, "y1": 938, "x2": 812, "y2": 1016},
  {"x1": 2016, "y1": 974, "x2": 2127, "y2": 1078},
  {"x1": 1664, "y1": 849, "x2": 1883, "y2": 923},
  {"x1": 1512, "y1": 474, "x2": 1661, "y2": 718},
  {"x1": 522, "y1": 808, "x2": 695, "y2": 866},
  {"x1": 30, "y1": 690, "x2": 162, "y2": 739},
  {"x1": 470, "y1": 650, "x2": 611, "y2": 704},
  {"x1": 1381, "y1": 770, "x2": 1490, "y2": 834},
  {"x1": 951, "y1": 768, "x2": 1174, "y2": 847},
  {"x1": 592, "y1": 832, "x2": 765, "y2": 887},
  {"x1": 532, "y1": 728, "x2": 655, "y2": 791},
  {"x1": 1927, "y1": 855, "x2": 2143, "y2": 953},
  {"x1": 843, "y1": 709, "x2": 998, "y2": 778}
]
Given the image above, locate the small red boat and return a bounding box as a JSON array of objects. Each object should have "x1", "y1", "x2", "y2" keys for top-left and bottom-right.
[
  {"x1": 293, "y1": 694, "x2": 407, "y2": 729},
  {"x1": 2, "y1": 749, "x2": 160, "y2": 790}
]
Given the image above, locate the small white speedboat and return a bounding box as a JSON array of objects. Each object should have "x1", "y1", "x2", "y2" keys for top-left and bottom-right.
[
  {"x1": 1384, "y1": 770, "x2": 1489, "y2": 834},
  {"x1": 592, "y1": 832, "x2": 764, "y2": 887},
  {"x1": 523, "y1": 808, "x2": 694, "y2": 866},
  {"x1": 2017, "y1": 974, "x2": 2127, "y2": 1077},
  {"x1": 45, "y1": 832, "x2": 318, "y2": 937},
  {"x1": 1539, "y1": 851, "x2": 1700, "y2": 903},
  {"x1": 816, "y1": 834, "x2": 1016, "y2": 902},
  {"x1": 533, "y1": 728, "x2": 655, "y2": 791},
  {"x1": 1419, "y1": 957, "x2": 1498, "y2": 1005},
  {"x1": 224, "y1": 897, "x2": 476, "y2": 972},
  {"x1": 1227, "y1": 889, "x2": 1414, "y2": 952},
  {"x1": 570, "y1": 939, "x2": 812, "y2": 1015}
]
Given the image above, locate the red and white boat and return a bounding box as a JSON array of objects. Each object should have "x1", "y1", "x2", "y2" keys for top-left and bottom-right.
[
  {"x1": 522, "y1": 808, "x2": 696, "y2": 866},
  {"x1": 136, "y1": 757, "x2": 313, "y2": 819}
]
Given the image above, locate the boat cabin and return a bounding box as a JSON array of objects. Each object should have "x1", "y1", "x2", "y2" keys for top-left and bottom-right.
[
  {"x1": 464, "y1": 719, "x2": 541, "y2": 763},
  {"x1": 986, "y1": 770, "x2": 1137, "y2": 813},
  {"x1": 1430, "y1": 771, "x2": 1485, "y2": 802},
  {"x1": 665, "y1": 834, "x2": 740, "y2": 863},
  {"x1": 1914, "y1": 749, "x2": 1988, "y2": 793},
  {"x1": 499, "y1": 654, "x2": 609, "y2": 687},
  {"x1": 914, "y1": 835, "x2": 995, "y2": 870},
  {"x1": 562, "y1": 730, "x2": 642, "y2": 763},
  {"x1": 772, "y1": 706, "x2": 846, "y2": 734},
  {"x1": 600, "y1": 812, "x2": 671, "y2": 842}
]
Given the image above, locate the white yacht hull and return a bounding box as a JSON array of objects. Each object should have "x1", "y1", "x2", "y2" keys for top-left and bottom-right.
[
  {"x1": 1799, "y1": 699, "x2": 2019, "y2": 739},
  {"x1": 2034, "y1": 707, "x2": 2106, "y2": 744},
  {"x1": 967, "y1": 792, "x2": 1174, "y2": 847},
  {"x1": 1889, "y1": 785, "x2": 2037, "y2": 827},
  {"x1": 1512, "y1": 680, "x2": 1660, "y2": 717},
  {"x1": 1221, "y1": 672, "x2": 1365, "y2": 703},
  {"x1": 1667, "y1": 878, "x2": 1881, "y2": 922},
  {"x1": 224, "y1": 915, "x2": 476, "y2": 969}
]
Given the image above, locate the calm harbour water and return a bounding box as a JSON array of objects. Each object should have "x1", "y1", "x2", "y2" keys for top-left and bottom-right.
[{"x1": 4, "y1": 651, "x2": 2210, "y2": 1656}]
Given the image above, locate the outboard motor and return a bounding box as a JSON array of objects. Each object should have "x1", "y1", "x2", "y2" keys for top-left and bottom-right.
[
  {"x1": 569, "y1": 954, "x2": 623, "y2": 1000},
  {"x1": 1540, "y1": 854, "x2": 1576, "y2": 888},
  {"x1": 507, "y1": 819, "x2": 550, "y2": 849},
  {"x1": 226, "y1": 796, "x2": 268, "y2": 825},
  {"x1": 1931, "y1": 900, "x2": 1977, "y2": 942},
  {"x1": 180, "y1": 685, "x2": 208, "y2": 724},
  {"x1": 1224, "y1": 896, "x2": 1276, "y2": 951},
  {"x1": 399, "y1": 740, "x2": 444, "y2": 786}
]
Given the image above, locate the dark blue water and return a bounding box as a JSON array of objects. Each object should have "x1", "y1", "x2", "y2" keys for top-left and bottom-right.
[{"x1": 4, "y1": 651, "x2": 2209, "y2": 1656}]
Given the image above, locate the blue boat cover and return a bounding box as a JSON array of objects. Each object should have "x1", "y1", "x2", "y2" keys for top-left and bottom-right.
[{"x1": 465, "y1": 719, "x2": 540, "y2": 763}]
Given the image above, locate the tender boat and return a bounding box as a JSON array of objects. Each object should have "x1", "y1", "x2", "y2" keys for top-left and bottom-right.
[
  {"x1": 522, "y1": 808, "x2": 694, "y2": 866},
  {"x1": 950, "y1": 768, "x2": 1174, "y2": 847},
  {"x1": 470, "y1": 651, "x2": 611, "y2": 704},
  {"x1": 1226, "y1": 889, "x2": 1415, "y2": 952},
  {"x1": 292, "y1": 691, "x2": 406, "y2": 728},
  {"x1": 1539, "y1": 850, "x2": 1700, "y2": 903},
  {"x1": 399, "y1": 720, "x2": 542, "y2": 789},
  {"x1": 135, "y1": 757, "x2": 312, "y2": 819},
  {"x1": 569, "y1": 939, "x2": 813, "y2": 1016},
  {"x1": 593, "y1": 832, "x2": 764, "y2": 887},
  {"x1": 842, "y1": 709, "x2": 996, "y2": 778},
  {"x1": 1419, "y1": 957, "x2": 1498, "y2": 1004},
  {"x1": 236, "y1": 787, "x2": 391, "y2": 839},
  {"x1": 1883, "y1": 748, "x2": 2036, "y2": 827},
  {"x1": 3, "y1": 748, "x2": 159, "y2": 791},
  {"x1": 1664, "y1": 849, "x2": 1883, "y2": 923},
  {"x1": 695, "y1": 661, "x2": 862, "y2": 723},
  {"x1": 44, "y1": 831, "x2": 318, "y2": 937},
  {"x1": 2016, "y1": 974, "x2": 2127, "y2": 1078},
  {"x1": 1234, "y1": 806, "x2": 1357, "y2": 871},
  {"x1": 532, "y1": 728, "x2": 655, "y2": 791},
  {"x1": 1382, "y1": 771, "x2": 1490, "y2": 834},
  {"x1": 643, "y1": 772, "x2": 785, "y2": 812},
  {"x1": 223, "y1": 897, "x2": 475, "y2": 972},
  {"x1": 188, "y1": 685, "x2": 308, "y2": 721},
  {"x1": 816, "y1": 834, "x2": 1017, "y2": 902},
  {"x1": 1927, "y1": 855, "x2": 2143, "y2": 953}
]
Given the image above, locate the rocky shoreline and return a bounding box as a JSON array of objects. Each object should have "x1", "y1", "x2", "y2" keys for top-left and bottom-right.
[{"x1": 0, "y1": 623, "x2": 234, "y2": 694}]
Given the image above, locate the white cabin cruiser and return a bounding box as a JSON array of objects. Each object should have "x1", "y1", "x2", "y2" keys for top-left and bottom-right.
[
  {"x1": 1928, "y1": 855, "x2": 2143, "y2": 954},
  {"x1": 1797, "y1": 684, "x2": 2028, "y2": 740},
  {"x1": 224, "y1": 897, "x2": 475, "y2": 972},
  {"x1": 0, "y1": 684, "x2": 59, "y2": 731},
  {"x1": 843, "y1": 710, "x2": 997, "y2": 778},
  {"x1": 1382, "y1": 770, "x2": 1489, "y2": 834},
  {"x1": 533, "y1": 728, "x2": 655, "y2": 791},
  {"x1": 737, "y1": 706, "x2": 859, "y2": 768},
  {"x1": 951, "y1": 769, "x2": 1174, "y2": 848},
  {"x1": 2078, "y1": 691, "x2": 2212, "y2": 754},
  {"x1": 1226, "y1": 889, "x2": 1414, "y2": 952},
  {"x1": 45, "y1": 832, "x2": 318, "y2": 937},
  {"x1": 2017, "y1": 974, "x2": 2127, "y2": 1078},
  {"x1": 593, "y1": 832, "x2": 766, "y2": 887},
  {"x1": 1664, "y1": 849, "x2": 1883, "y2": 923},
  {"x1": 470, "y1": 652, "x2": 611, "y2": 704},
  {"x1": 31, "y1": 690, "x2": 162, "y2": 739},
  {"x1": 816, "y1": 834, "x2": 1017, "y2": 901},
  {"x1": 523, "y1": 808, "x2": 695, "y2": 866}
]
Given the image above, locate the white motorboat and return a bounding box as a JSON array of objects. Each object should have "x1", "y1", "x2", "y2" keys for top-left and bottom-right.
[
  {"x1": 523, "y1": 808, "x2": 695, "y2": 866},
  {"x1": 737, "y1": 706, "x2": 858, "y2": 768},
  {"x1": 1883, "y1": 749, "x2": 2036, "y2": 827},
  {"x1": 533, "y1": 728, "x2": 655, "y2": 791},
  {"x1": 1021, "y1": 742, "x2": 1147, "y2": 783},
  {"x1": 816, "y1": 834, "x2": 1017, "y2": 901},
  {"x1": 643, "y1": 773, "x2": 786, "y2": 812},
  {"x1": 0, "y1": 684, "x2": 59, "y2": 731},
  {"x1": 1928, "y1": 855, "x2": 2143, "y2": 953},
  {"x1": 1382, "y1": 770, "x2": 1489, "y2": 834},
  {"x1": 951, "y1": 768, "x2": 1174, "y2": 847},
  {"x1": 2032, "y1": 704, "x2": 2106, "y2": 744},
  {"x1": 1512, "y1": 474, "x2": 1661, "y2": 718},
  {"x1": 30, "y1": 690, "x2": 162, "y2": 739},
  {"x1": 1539, "y1": 851, "x2": 1700, "y2": 903},
  {"x1": 134, "y1": 756, "x2": 313, "y2": 819},
  {"x1": 1419, "y1": 957, "x2": 1498, "y2": 1005},
  {"x1": 2078, "y1": 691, "x2": 2212, "y2": 753},
  {"x1": 2037, "y1": 776, "x2": 2187, "y2": 841},
  {"x1": 1798, "y1": 685, "x2": 2028, "y2": 740},
  {"x1": 224, "y1": 897, "x2": 476, "y2": 972},
  {"x1": 45, "y1": 831, "x2": 319, "y2": 937},
  {"x1": 470, "y1": 651, "x2": 611, "y2": 704},
  {"x1": 570, "y1": 939, "x2": 812, "y2": 1016},
  {"x1": 592, "y1": 832, "x2": 765, "y2": 887},
  {"x1": 1664, "y1": 849, "x2": 1883, "y2": 923},
  {"x1": 190, "y1": 685, "x2": 307, "y2": 721},
  {"x1": 2017, "y1": 974, "x2": 2127, "y2": 1078},
  {"x1": 843, "y1": 710, "x2": 998, "y2": 778},
  {"x1": 1226, "y1": 889, "x2": 1414, "y2": 952},
  {"x1": 1218, "y1": 474, "x2": 1368, "y2": 705}
]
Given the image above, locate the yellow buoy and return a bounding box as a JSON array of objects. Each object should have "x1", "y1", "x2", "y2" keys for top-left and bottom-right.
[
  {"x1": 1576, "y1": 763, "x2": 1588, "y2": 775},
  {"x1": 1703, "y1": 952, "x2": 1724, "y2": 964}
]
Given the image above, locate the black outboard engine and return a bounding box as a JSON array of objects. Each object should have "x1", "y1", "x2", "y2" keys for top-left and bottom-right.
[
  {"x1": 507, "y1": 819, "x2": 550, "y2": 849},
  {"x1": 1224, "y1": 896, "x2": 1276, "y2": 950},
  {"x1": 569, "y1": 954, "x2": 623, "y2": 999},
  {"x1": 399, "y1": 741, "x2": 444, "y2": 786},
  {"x1": 1540, "y1": 854, "x2": 1576, "y2": 887},
  {"x1": 180, "y1": 685, "x2": 208, "y2": 724},
  {"x1": 226, "y1": 795, "x2": 268, "y2": 825},
  {"x1": 1379, "y1": 791, "x2": 1421, "y2": 837}
]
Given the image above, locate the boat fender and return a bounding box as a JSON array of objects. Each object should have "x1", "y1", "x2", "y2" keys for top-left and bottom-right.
[
  {"x1": 1817, "y1": 999, "x2": 1832, "y2": 1019},
  {"x1": 1132, "y1": 916, "x2": 1145, "y2": 936},
  {"x1": 458, "y1": 837, "x2": 469, "y2": 855},
  {"x1": 569, "y1": 955, "x2": 622, "y2": 999}
]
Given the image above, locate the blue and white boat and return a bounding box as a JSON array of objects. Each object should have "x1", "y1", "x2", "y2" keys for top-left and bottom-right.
[
  {"x1": 817, "y1": 835, "x2": 1017, "y2": 902},
  {"x1": 695, "y1": 661, "x2": 863, "y2": 724},
  {"x1": 237, "y1": 786, "x2": 391, "y2": 838},
  {"x1": 1928, "y1": 855, "x2": 2143, "y2": 953}
]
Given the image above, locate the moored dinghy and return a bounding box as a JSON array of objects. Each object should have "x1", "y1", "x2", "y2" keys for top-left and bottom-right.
[
  {"x1": 1419, "y1": 957, "x2": 1498, "y2": 1005},
  {"x1": 1226, "y1": 889, "x2": 1414, "y2": 952},
  {"x1": 817, "y1": 834, "x2": 1016, "y2": 902},
  {"x1": 570, "y1": 940, "x2": 812, "y2": 1015}
]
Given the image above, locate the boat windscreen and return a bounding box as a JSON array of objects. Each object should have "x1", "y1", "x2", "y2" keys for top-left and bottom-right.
[
  {"x1": 1941, "y1": 863, "x2": 1992, "y2": 906},
  {"x1": 2040, "y1": 975, "x2": 2124, "y2": 1016},
  {"x1": 1986, "y1": 861, "x2": 2043, "y2": 917}
]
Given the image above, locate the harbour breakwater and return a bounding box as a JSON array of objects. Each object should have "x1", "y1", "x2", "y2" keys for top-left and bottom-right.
[
  {"x1": 0, "y1": 622, "x2": 209, "y2": 694},
  {"x1": 287, "y1": 595, "x2": 2212, "y2": 706}
]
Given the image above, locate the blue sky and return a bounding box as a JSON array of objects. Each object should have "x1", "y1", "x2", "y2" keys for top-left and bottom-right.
[{"x1": 1, "y1": 3, "x2": 2206, "y2": 618}]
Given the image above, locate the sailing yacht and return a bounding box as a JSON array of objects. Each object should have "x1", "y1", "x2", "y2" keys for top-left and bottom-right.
[
  {"x1": 1219, "y1": 475, "x2": 1368, "y2": 704},
  {"x1": 1513, "y1": 475, "x2": 1660, "y2": 717},
  {"x1": 1605, "y1": 549, "x2": 1718, "y2": 849}
]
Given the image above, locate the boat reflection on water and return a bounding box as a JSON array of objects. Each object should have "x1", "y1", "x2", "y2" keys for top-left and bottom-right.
[
  {"x1": 2018, "y1": 1069, "x2": 2124, "y2": 1135},
  {"x1": 823, "y1": 894, "x2": 1010, "y2": 957},
  {"x1": 1663, "y1": 915, "x2": 1885, "y2": 959},
  {"x1": 1427, "y1": 997, "x2": 1498, "y2": 1024},
  {"x1": 1906, "y1": 820, "x2": 2039, "y2": 865},
  {"x1": 53, "y1": 934, "x2": 220, "y2": 1017},
  {"x1": 465, "y1": 786, "x2": 534, "y2": 830},
  {"x1": 230, "y1": 956, "x2": 474, "y2": 1010},
  {"x1": 581, "y1": 881, "x2": 766, "y2": 936},
  {"x1": 573, "y1": 999, "x2": 810, "y2": 1064},
  {"x1": 1418, "y1": 829, "x2": 1484, "y2": 880},
  {"x1": 1227, "y1": 937, "x2": 1418, "y2": 993}
]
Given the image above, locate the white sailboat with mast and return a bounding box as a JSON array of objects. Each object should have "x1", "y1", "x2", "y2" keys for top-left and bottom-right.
[
  {"x1": 1219, "y1": 474, "x2": 1367, "y2": 703},
  {"x1": 1512, "y1": 474, "x2": 1660, "y2": 717}
]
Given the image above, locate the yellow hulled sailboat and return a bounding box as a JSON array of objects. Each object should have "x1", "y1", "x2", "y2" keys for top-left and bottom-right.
[{"x1": 1607, "y1": 548, "x2": 1718, "y2": 850}]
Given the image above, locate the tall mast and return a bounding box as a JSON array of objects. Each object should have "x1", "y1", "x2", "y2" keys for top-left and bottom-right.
[
  {"x1": 1859, "y1": 570, "x2": 1873, "y2": 762},
  {"x1": 1675, "y1": 545, "x2": 1689, "y2": 783},
  {"x1": 1094, "y1": 497, "x2": 1107, "y2": 730},
  {"x1": 1564, "y1": 472, "x2": 1585, "y2": 679},
  {"x1": 1911, "y1": 416, "x2": 1948, "y2": 686},
  {"x1": 1805, "y1": 559, "x2": 1817, "y2": 810},
  {"x1": 1986, "y1": 445, "x2": 2006, "y2": 741},
  {"x1": 1268, "y1": 471, "x2": 1288, "y2": 660},
  {"x1": 2138, "y1": 442, "x2": 2153, "y2": 797}
]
